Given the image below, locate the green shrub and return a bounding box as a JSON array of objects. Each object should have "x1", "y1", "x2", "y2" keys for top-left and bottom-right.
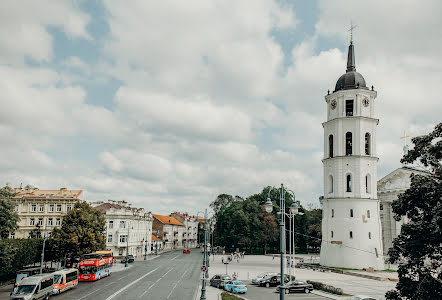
[
  {"x1": 221, "y1": 292, "x2": 244, "y2": 300},
  {"x1": 307, "y1": 280, "x2": 343, "y2": 295}
]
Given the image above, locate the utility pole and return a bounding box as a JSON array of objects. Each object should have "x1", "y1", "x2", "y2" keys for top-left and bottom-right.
[
  {"x1": 40, "y1": 230, "x2": 47, "y2": 274},
  {"x1": 125, "y1": 221, "x2": 130, "y2": 268},
  {"x1": 200, "y1": 209, "x2": 208, "y2": 300}
]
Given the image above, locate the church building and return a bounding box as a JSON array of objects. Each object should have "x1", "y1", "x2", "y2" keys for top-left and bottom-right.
[{"x1": 319, "y1": 38, "x2": 385, "y2": 270}]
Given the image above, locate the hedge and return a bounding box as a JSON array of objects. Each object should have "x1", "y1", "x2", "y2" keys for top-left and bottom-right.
[{"x1": 307, "y1": 280, "x2": 343, "y2": 295}]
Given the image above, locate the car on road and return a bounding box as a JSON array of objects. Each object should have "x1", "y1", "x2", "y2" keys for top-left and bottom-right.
[
  {"x1": 183, "y1": 249, "x2": 191, "y2": 254},
  {"x1": 120, "y1": 255, "x2": 134, "y2": 263},
  {"x1": 210, "y1": 274, "x2": 232, "y2": 289},
  {"x1": 223, "y1": 280, "x2": 247, "y2": 294},
  {"x1": 347, "y1": 296, "x2": 379, "y2": 300},
  {"x1": 259, "y1": 275, "x2": 289, "y2": 288},
  {"x1": 251, "y1": 272, "x2": 277, "y2": 285},
  {"x1": 276, "y1": 281, "x2": 314, "y2": 294}
]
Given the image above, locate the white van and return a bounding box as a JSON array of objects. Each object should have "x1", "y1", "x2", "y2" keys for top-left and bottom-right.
[{"x1": 10, "y1": 273, "x2": 53, "y2": 300}]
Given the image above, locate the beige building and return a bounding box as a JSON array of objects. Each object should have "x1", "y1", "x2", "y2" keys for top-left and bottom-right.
[
  {"x1": 10, "y1": 187, "x2": 82, "y2": 238},
  {"x1": 152, "y1": 214, "x2": 184, "y2": 250},
  {"x1": 170, "y1": 212, "x2": 199, "y2": 248}
]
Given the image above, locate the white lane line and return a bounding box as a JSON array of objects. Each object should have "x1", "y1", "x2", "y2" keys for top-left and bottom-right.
[
  {"x1": 78, "y1": 288, "x2": 101, "y2": 300},
  {"x1": 166, "y1": 269, "x2": 188, "y2": 299},
  {"x1": 170, "y1": 254, "x2": 182, "y2": 261},
  {"x1": 103, "y1": 281, "x2": 115, "y2": 287},
  {"x1": 105, "y1": 267, "x2": 159, "y2": 300},
  {"x1": 138, "y1": 267, "x2": 174, "y2": 298},
  {"x1": 118, "y1": 274, "x2": 129, "y2": 280}
]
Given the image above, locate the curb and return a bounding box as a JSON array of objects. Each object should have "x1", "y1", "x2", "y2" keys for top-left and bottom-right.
[{"x1": 311, "y1": 290, "x2": 347, "y2": 299}]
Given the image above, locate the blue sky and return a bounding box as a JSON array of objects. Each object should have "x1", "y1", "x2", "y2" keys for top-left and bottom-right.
[{"x1": 1, "y1": 0, "x2": 441, "y2": 214}]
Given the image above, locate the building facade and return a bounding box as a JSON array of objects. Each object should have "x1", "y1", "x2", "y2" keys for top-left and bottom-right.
[
  {"x1": 320, "y1": 40, "x2": 384, "y2": 269},
  {"x1": 152, "y1": 214, "x2": 184, "y2": 250},
  {"x1": 10, "y1": 187, "x2": 82, "y2": 239},
  {"x1": 93, "y1": 200, "x2": 153, "y2": 258},
  {"x1": 170, "y1": 212, "x2": 199, "y2": 248}
]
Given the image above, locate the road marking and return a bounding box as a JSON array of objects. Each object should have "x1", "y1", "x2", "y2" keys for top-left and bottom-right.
[
  {"x1": 166, "y1": 269, "x2": 188, "y2": 299},
  {"x1": 103, "y1": 281, "x2": 115, "y2": 287},
  {"x1": 138, "y1": 267, "x2": 174, "y2": 298},
  {"x1": 78, "y1": 288, "x2": 101, "y2": 300},
  {"x1": 118, "y1": 274, "x2": 129, "y2": 280},
  {"x1": 171, "y1": 254, "x2": 181, "y2": 261},
  {"x1": 105, "y1": 267, "x2": 159, "y2": 300}
]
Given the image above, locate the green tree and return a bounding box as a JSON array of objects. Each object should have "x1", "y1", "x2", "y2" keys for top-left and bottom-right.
[
  {"x1": 51, "y1": 201, "x2": 106, "y2": 260},
  {"x1": 386, "y1": 123, "x2": 442, "y2": 300},
  {"x1": 0, "y1": 186, "x2": 19, "y2": 239},
  {"x1": 305, "y1": 209, "x2": 322, "y2": 252}
]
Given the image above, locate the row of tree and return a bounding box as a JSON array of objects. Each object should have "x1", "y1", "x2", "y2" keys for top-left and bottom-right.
[
  {"x1": 0, "y1": 187, "x2": 106, "y2": 282},
  {"x1": 210, "y1": 188, "x2": 322, "y2": 254}
]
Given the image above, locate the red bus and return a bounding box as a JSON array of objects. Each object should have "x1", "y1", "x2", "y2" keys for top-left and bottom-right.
[{"x1": 78, "y1": 251, "x2": 113, "y2": 281}]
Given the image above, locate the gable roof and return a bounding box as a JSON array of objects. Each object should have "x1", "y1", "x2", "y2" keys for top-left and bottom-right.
[
  {"x1": 94, "y1": 202, "x2": 123, "y2": 213},
  {"x1": 153, "y1": 214, "x2": 184, "y2": 226},
  {"x1": 152, "y1": 234, "x2": 160, "y2": 241}
]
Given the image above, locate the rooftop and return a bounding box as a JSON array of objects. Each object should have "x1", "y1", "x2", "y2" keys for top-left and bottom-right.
[
  {"x1": 153, "y1": 214, "x2": 184, "y2": 226},
  {"x1": 13, "y1": 187, "x2": 82, "y2": 199}
]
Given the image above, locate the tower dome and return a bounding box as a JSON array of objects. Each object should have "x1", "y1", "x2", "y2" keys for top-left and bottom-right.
[{"x1": 334, "y1": 42, "x2": 367, "y2": 92}]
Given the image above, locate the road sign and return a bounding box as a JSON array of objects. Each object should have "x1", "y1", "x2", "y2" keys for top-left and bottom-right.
[{"x1": 201, "y1": 265, "x2": 208, "y2": 272}]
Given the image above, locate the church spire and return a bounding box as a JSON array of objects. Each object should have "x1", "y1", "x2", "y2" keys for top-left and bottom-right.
[{"x1": 346, "y1": 42, "x2": 356, "y2": 72}]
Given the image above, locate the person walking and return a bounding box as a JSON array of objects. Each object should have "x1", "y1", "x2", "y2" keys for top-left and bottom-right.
[{"x1": 222, "y1": 256, "x2": 224, "y2": 264}]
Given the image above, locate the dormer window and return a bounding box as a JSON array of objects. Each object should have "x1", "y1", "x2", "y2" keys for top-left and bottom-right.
[{"x1": 346, "y1": 100, "x2": 354, "y2": 116}]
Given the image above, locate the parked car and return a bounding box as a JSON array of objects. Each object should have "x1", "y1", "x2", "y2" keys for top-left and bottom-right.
[
  {"x1": 209, "y1": 274, "x2": 232, "y2": 289},
  {"x1": 252, "y1": 273, "x2": 277, "y2": 285},
  {"x1": 121, "y1": 255, "x2": 135, "y2": 263},
  {"x1": 259, "y1": 275, "x2": 289, "y2": 287},
  {"x1": 10, "y1": 273, "x2": 53, "y2": 300},
  {"x1": 276, "y1": 281, "x2": 314, "y2": 294},
  {"x1": 183, "y1": 249, "x2": 191, "y2": 254},
  {"x1": 347, "y1": 296, "x2": 379, "y2": 300},
  {"x1": 223, "y1": 280, "x2": 247, "y2": 294}
]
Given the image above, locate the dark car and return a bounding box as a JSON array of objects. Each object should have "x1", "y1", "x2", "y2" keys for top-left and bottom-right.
[
  {"x1": 121, "y1": 255, "x2": 135, "y2": 263},
  {"x1": 276, "y1": 281, "x2": 314, "y2": 294},
  {"x1": 259, "y1": 275, "x2": 289, "y2": 288},
  {"x1": 210, "y1": 274, "x2": 232, "y2": 289}
]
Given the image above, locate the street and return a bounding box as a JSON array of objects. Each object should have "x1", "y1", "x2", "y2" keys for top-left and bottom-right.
[{"x1": 56, "y1": 250, "x2": 200, "y2": 300}]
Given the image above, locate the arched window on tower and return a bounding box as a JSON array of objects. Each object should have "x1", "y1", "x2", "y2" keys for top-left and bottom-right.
[
  {"x1": 329, "y1": 175, "x2": 334, "y2": 193},
  {"x1": 366, "y1": 174, "x2": 371, "y2": 193},
  {"x1": 365, "y1": 133, "x2": 371, "y2": 155},
  {"x1": 346, "y1": 132, "x2": 352, "y2": 155},
  {"x1": 350, "y1": 209, "x2": 354, "y2": 217},
  {"x1": 329, "y1": 135, "x2": 334, "y2": 158},
  {"x1": 349, "y1": 231, "x2": 353, "y2": 239},
  {"x1": 346, "y1": 174, "x2": 352, "y2": 192}
]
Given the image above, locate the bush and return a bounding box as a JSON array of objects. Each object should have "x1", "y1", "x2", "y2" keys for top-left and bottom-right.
[
  {"x1": 221, "y1": 292, "x2": 244, "y2": 300},
  {"x1": 307, "y1": 280, "x2": 343, "y2": 295}
]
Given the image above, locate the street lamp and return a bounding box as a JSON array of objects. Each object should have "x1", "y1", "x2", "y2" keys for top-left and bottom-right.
[{"x1": 125, "y1": 222, "x2": 133, "y2": 268}]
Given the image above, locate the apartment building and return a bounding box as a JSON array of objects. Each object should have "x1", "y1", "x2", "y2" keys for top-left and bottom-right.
[
  {"x1": 10, "y1": 187, "x2": 82, "y2": 238},
  {"x1": 152, "y1": 214, "x2": 184, "y2": 250},
  {"x1": 93, "y1": 200, "x2": 153, "y2": 258},
  {"x1": 170, "y1": 212, "x2": 198, "y2": 248}
]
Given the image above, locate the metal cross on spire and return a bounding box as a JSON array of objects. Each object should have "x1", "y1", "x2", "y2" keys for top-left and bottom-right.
[
  {"x1": 400, "y1": 130, "x2": 410, "y2": 157},
  {"x1": 348, "y1": 21, "x2": 357, "y2": 44}
]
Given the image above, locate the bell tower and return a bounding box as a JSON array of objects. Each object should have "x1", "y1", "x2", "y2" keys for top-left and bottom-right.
[{"x1": 319, "y1": 39, "x2": 385, "y2": 269}]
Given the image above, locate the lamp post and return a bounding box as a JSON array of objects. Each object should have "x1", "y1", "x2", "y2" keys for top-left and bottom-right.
[
  {"x1": 125, "y1": 222, "x2": 132, "y2": 268},
  {"x1": 285, "y1": 191, "x2": 303, "y2": 280},
  {"x1": 39, "y1": 226, "x2": 47, "y2": 274},
  {"x1": 263, "y1": 183, "x2": 292, "y2": 300}
]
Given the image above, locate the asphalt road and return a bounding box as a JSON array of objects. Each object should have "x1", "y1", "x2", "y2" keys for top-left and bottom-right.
[{"x1": 55, "y1": 250, "x2": 202, "y2": 300}]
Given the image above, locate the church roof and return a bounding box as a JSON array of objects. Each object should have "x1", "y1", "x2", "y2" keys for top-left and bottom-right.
[{"x1": 334, "y1": 42, "x2": 368, "y2": 92}]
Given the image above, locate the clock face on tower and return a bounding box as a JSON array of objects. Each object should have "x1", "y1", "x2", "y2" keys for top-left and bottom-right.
[
  {"x1": 331, "y1": 99, "x2": 337, "y2": 110},
  {"x1": 363, "y1": 97, "x2": 370, "y2": 107}
]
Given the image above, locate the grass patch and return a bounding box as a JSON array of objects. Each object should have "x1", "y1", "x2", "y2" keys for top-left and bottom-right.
[
  {"x1": 221, "y1": 292, "x2": 244, "y2": 300},
  {"x1": 381, "y1": 269, "x2": 397, "y2": 273},
  {"x1": 329, "y1": 266, "x2": 361, "y2": 271}
]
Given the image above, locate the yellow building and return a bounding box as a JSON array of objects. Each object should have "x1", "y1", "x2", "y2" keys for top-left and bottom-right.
[{"x1": 10, "y1": 187, "x2": 83, "y2": 238}]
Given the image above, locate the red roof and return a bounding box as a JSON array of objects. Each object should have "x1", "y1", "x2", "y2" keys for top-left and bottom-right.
[
  {"x1": 153, "y1": 214, "x2": 184, "y2": 226},
  {"x1": 152, "y1": 234, "x2": 160, "y2": 241}
]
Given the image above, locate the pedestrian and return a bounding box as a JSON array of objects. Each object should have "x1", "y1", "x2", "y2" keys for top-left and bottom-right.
[
  {"x1": 273, "y1": 254, "x2": 275, "y2": 261},
  {"x1": 222, "y1": 256, "x2": 224, "y2": 264}
]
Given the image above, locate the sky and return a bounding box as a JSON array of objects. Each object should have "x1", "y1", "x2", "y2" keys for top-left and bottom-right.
[{"x1": 1, "y1": 0, "x2": 441, "y2": 214}]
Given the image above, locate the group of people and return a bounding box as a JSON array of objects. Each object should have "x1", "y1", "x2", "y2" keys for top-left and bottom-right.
[{"x1": 221, "y1": 251, "x2": 245, "y2": 264}]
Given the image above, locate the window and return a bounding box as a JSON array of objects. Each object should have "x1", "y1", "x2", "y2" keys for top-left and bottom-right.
[
  {"x1": 39, "y1": 205, "x2": 44, "y2": 212},
  {"x1": 350, "y1": 209, "x2": 354, "y2": 218},
  {"x1": 331, "y1": 209, "x2": 335, "y2": 218},
  {"x1": 329, "y1": 175, "x2": 334, "y2": 193},
  {"x1": 120, "y1": 221, "x2": 126, "y2": 229},
  {"x1": 48, "y1": 218, "x2": 53, "y2": 226},
  {"x1": 109, "y1": 221, "x2": 114, "y2": 229},
  {"x1": 375, "y1": 247, "x2": 379, "y2": 258},
  {"x1": 41, "y1": 278, "x2": 53, "y2": 289},
  {"x1": 380, "y1": 204, "x2": 384, "y2": 210},
  {"x1": 119, "y1": 248, "x2": 124, "y2": 255},
  {"x1": 350, "y1": 231, "x2": 353, "y2": 239},
  {"x1": 329, "y1": 135, "x2": 334, "y2": 158},
  {"x1": 14, "y1": 205, "x2": 19, "y2": 212},
  {"x1": 365, "y1": 133, "x2": 371, "y2": 155},
  {"x1": 31, "y1": 204, "x2": 37, "y2": 212},
  {"x1": 369, "y1": 232, "x2": 371, "y2": 239},
  {"x1": 345, "y1": 132, "x2": 352, "y2": 155},
  {"x1": 49, "y1": 204, "x2": 54, "y2": 212},
  {"x1": 367, "y1": 210, "x2": 371, "y2": 218},
  {"x1": 10, "y1": 232, "x2": 15, "y2": 239},
  {"x1": 331, "y1": 231, "x2": 334, "y2": 238},
  {"x1": 346, "y1": 174, "x2": 352, "y2": 192},
  {"x1": 30, "y1": 218, "x2": 35, "y2": 226},
  {"x1": 56, "y1": 204, "x2": 62, "y2": 212},
  {"x1": 346, "y1": 100, "x2": 354, "y2": 116},
  {"x1": 38, "y1": 218, "x2": 43, "y2": 226},
  {"x1": 56, "y1": 218, "x2": 61, "y2": 226},
  {"x1": 108, "y1": 234, "x2": 113, "y2": 243},
  {"x1": 66, "y1": 271, "x2": 78, "y2": 283},
  {"x1": 119, "y1": 235, "x2": 127, "y2": 243},
  {"x1": 66, "y1": 204, "x2": 72, "y2": 212}
]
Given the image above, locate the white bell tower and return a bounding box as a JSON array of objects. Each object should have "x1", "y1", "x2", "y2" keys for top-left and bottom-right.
[{"x1": 319, "y1": 39, "x2": 384, "y2": 269}]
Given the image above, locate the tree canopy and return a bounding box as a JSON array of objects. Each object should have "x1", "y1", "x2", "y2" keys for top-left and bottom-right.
[
  {"x1": 51, "y1": 201, "x2": 106, "y2": 259},
  {"x1": 0, "y1": 186, "x2": 19, "y2": 239},
  {"x1": 386, "y1": 123, "x2": 442, "y2": 300}
]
